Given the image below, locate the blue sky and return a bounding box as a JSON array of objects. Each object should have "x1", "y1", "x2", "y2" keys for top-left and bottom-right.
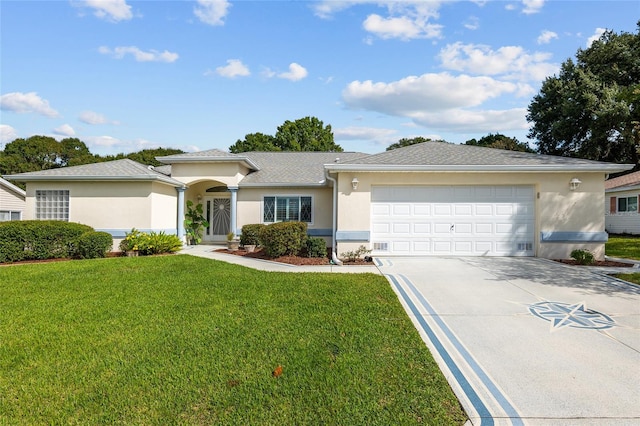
[{"x1": 1, "y1": 1, "x2": 638, "y2": 155}]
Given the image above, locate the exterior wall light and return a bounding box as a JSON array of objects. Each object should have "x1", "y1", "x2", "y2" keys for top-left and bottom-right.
[
  {"x1": 197, "y1": 194, "x2": 203, "y2": 202},
  {"x1": 569, "y1": 178, "x2": 582, "y2": 191},
  {"x1": 351, "y1": 177, "x2": 359, "y2": 190}
]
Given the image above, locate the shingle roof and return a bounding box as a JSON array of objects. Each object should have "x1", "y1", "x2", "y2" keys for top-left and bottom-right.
[
  {"x1": 605, "y1": 170, "x2": 640, "y2": 190},
  {"x1": 326, "y1": 142, "x2": 633, "y2": 172},
  {"x1": 239, "y1": 152, "x2": 368, "y2": 186},
  {"x1": 3, "y1": 159, "x2": 185, "y2": 187},
  {"x1": 157, "y1": 149, "x2": 259, "y2": 169}
]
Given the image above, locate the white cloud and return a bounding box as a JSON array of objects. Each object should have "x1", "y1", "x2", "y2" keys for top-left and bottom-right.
[
  {"x1": 79, "y1": 0, "x2": 133, "y2": 22},
  {"x1": 341, "y1": 73, "x2": 530, "y2": 133},
  {"x1": 99, "y1": 46, "x2": 179, "y2": 63},
  {"x1": 0, "y1": 124, "x2": 18, "y2": 145},
  {"x1": 277, "y1": 63, "x2": 308, "y2": 81},
  {"x1": 537, "y1": 30, "x2": 558, "y2": 45},
  {"x1": 53, "y1": 124, "x2": 76, "y2": 137},
  {"x1": 464, "y1": 16, "x2": 480, "y2": 30},
  {"x1": 194, "y1": 0, "x2": 231, "y2": 26},
  {"x1": 587, "y1": 27, "x2": 607, "y2": 47},
  {"x1": 79, "y1": 110, "x2": 109, "y2": 125},
  {"x1": 213, "y1": 59, "x2": 250, "y2": 78},
  {"x1": 522, "y1": 0, "x2": 544, "y2": 14},
  {"x1": 0, "y1": 92, "x2": 60, "y2": 117},
  {"x1": 334, "y1": 126, "x2": 397, "y2": 140},
  {"x1": 313, "y1": 1, "x2": 443, "y2": 40},
  {"x1": 438, "y1": 42, "x2": 558, "y2": 82}
]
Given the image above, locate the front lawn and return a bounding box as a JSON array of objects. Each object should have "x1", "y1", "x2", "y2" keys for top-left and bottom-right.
[
  {"x1": 614, "y1": 273, "x2": 640, "y2": 285},
  {"x1": 606, "y1": 234, "x2": 640, "y2": 260},
  {"x1": 0, "y1": 255, "x2": 466, "y2": 425}
]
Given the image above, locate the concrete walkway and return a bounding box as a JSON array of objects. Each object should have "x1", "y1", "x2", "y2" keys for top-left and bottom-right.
[
  {"x1": 379, "y1": 257, "x2": 640, "y2": 426},
  {"x1": 179, "y1": 244, "x2": 381, "y2": 274}
]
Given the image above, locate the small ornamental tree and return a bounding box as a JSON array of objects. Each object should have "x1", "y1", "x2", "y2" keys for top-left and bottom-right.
[{"x1": 184, "y1": 200, "x2": 209, "y2": 245}]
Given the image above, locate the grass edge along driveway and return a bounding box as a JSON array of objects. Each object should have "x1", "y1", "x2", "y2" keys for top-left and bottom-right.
[
  {"x1": 607, "y1": 235, "x2": 640, "y2": 285},
  {"x1": 0, "y1": 255, "x2": 466, "y2": 425}
]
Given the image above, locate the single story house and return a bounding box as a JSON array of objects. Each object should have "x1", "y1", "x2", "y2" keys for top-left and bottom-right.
[
  {"x1": 0, "y1": 177, "x2": 26, "y2": 222},
  {"x1": 4, "y1": 142, "x2": 633, "y2": 259},
  {"x1": 605, "y1": 170, "x2": 640, "y2": 235}
]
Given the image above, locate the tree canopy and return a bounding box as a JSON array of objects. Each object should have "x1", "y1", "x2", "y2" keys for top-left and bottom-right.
[
  {"x1": 0, "y1": 136, "x2": 184, "y2": 186},
  {"x1": 465, "y1": 133, "x2": 535, "y2": 153},
  {"x1": 386, "y1": 137, "x2": 444, "y2": 151},
  {"x1": 527, "y1": 22, "x2": 640, "y2": 167},
  {"x1": 229, "y1": 116, "x2": 343, "y2": 153}
]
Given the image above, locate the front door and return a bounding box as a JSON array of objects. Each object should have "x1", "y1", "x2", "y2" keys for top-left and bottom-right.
[{"x1": 204, "y1": 197, "x2": 230, "y2": 241}]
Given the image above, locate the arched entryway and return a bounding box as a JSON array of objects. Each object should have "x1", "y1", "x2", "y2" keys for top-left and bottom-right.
[{"x1": 200, "y1": 184, "x2": 237, "y2": 242}]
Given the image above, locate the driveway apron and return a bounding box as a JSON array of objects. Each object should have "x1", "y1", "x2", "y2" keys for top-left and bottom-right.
[{"x1": 377, "y1": 257, "x2": 640, "y2": 425}]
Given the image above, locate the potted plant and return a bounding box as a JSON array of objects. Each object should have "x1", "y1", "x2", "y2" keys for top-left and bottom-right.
[
  {"x1": 184, "y1": 200, "x2": 209, "y2": 245},
  {"x1": 227, "y1": 232, "x2": 240, "y2": 251}
]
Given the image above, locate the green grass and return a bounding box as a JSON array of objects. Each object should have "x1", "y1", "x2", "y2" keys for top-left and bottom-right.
[
  {"x1": 606, "y1": 235, "x2": 640, "y2": 260},
  {"x1": 614, "y1": 273, "x2": 640, "y2": 285},
  {"x1": 0, "y1": 255, "x2": 465, "y2": 425}
]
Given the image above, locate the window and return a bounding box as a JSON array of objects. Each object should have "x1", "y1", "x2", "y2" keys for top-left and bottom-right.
[
  {"x1": 0, "y1": 211, "x2": 21, "y2": 221},
  {"x1": 36, "y1": 190, "x2": 69, "y2": 221},
  {"x1": 264, "y1": 196, "x2": 312, "y2": 223},
  {"x1": 618, "y1": 196, "x2": 638, "y2": 213}
]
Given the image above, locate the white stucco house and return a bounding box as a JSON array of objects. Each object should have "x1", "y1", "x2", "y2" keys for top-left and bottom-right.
[
  {"x1": 0, "y1": 177, "x2": 26, "y2": 222},
  {"x1": 4, "y1": 142, "x2": 633, "y2": 259},
  {"x1": 605, "y1": 170, "x2": 640, "y2": 235}
]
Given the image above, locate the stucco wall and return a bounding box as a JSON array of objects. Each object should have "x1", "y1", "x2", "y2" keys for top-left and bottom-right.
[
  {"x1": 333, "y1": 171, "x2": 606, "y2": 259},
  {"x1": 171, "y1": 163, "x2": 248, "y2": 187},
  {"x1": 237, "y1": 186, "x2": 333, "y2": 234},
  {"x1": 606, "y1": 189, "x2": 640, "y2": 235},
  {"x1": 24, "y1": 181, "x2": 177, "y2": 233}
]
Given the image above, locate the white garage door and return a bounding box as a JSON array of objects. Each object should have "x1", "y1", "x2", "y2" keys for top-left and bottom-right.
[{"x1": 371, "y1": 186, "x2": 535, "y2": 256}]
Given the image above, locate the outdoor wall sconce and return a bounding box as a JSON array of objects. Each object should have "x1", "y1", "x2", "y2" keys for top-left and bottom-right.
[
  {"x1": 197, "y1": 194, "x2": 203, "y2": 202},
  {"x1": 351, "y1": 177, "x2": 359, "y2": 190},
  {"x1": 569, "y1": 178, "x2": 581, "y2": 191}
]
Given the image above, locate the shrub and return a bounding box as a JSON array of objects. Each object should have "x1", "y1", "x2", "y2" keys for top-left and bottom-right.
[
  {"x1": 570, "y1": 249, "x2": 595, "y2": 265},
  {"x1": 119, "y1": 229, "x2": 182, "y2": 256},
  {"x1": 341, "y1": 245, "x2": 372, "y2": 263},
  {"x1": 77, "y1": 232, "x2": 113, "y2": 259},
  {"x1": 240, "y1": 224, "x2": 265, "y2": 247},
  {"x1": 259, "y1": 221, "x2": 308, "y2": 258},
  {"x1": 0, "y1": 221, "x2": 93, "y2": 263},
  {"x1": 305, "y1": 237, "x2": 327, "y2": 258}
]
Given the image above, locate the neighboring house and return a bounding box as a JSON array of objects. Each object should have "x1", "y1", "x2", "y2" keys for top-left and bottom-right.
[
  {"x1": 605, "y1": 170, "x2": 640, "y2": 235},
  {"x1": 0, "y1": 177, "x2": 26, "y2": 221},
  {"x1": 4, "y1": 142, "x2": 633, "y2": 259}
]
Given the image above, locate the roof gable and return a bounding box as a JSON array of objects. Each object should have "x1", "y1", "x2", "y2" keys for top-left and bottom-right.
[
  {"x1": 3, "y1": 159, "x2": 185, "y2": 187},
  {"x1": 0, "y1": 177, "x2": 26, "y2": 198},
  {"x1": 326, "y1": 142, "x2": 633, "y2": 172},
  {"x1": 605, "y1": 171, "x2": 640, "y2": 190}
]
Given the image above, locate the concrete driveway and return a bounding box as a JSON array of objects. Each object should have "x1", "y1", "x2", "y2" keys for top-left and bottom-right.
[{"x1": 377, "y1": 257, "x2": 640, "y2": 426}]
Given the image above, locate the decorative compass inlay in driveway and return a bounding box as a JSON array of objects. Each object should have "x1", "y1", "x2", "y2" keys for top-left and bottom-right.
[{"x1": 529, "y1": 301, "x2": 616, "y2": 331}]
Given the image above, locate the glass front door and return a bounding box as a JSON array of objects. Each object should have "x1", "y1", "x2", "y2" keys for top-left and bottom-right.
[{"x1": 204, "y1": 197, "x2": 230, "y2": 241}]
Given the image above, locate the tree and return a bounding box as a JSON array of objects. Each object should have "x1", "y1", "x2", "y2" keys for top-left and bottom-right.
[
  {"x1": 386, "y1": 137, "x2": 442, "y2": 151},
  {"x1": 1, "y1": 135, "x2": 61, "y2": 174},
  {"x1": 229, "y1": 133, "x2": 279, "y2": 154},
  {"x1": 59, "y1": 138, "x2": 94, "y2": 166},
  {"x1": 274, "y1": 116, "x2": 342, "y2": 152},
  {"x1": 527, "y1": 22, "x2": 640, "y2": 166},
  {"x1": 116, "y1": 148, "x2": 185, "y2": 166},
  {"x1": 465, "y1": 133, "x2": 535, "y2": 153}
]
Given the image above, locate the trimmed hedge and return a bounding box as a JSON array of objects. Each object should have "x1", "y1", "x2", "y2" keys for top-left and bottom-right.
[
  {"x1": 77, "y1": 231, "x2": 113, "y2": 259},
  {"x1": 0, "y1": 221, "x2": 94, "y2": 263},
  {"x1": 305, "y1": 237, "x2": 327, "y2": 258},
  {"x1": 240, "y1": 224, "x2": 266, "y2": 247},
  {"x1": 259, "y1": 221, "x2": 308, "y2": 258}
]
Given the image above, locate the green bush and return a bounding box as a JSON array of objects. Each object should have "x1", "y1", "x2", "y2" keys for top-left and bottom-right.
[
  {"x1": 259, "y1": 221, "x2": 308, "y2": 258},
  {"x1": 0, "y1": 221, "x2": 94, "y2": 263},
  {"x1": 119, "y1": 229, "x2": 182, "y2": 255},
  {"x1": 305, "y1": 237, "x2": 327, "y2": 258},
  {"x1": 570, "y1": 249, "x2": 595, "y2": 265},
  {"x1": 240, "y1": 224, "x2": 265, "y2": 247},
  {"x1": 77, "y1": 232, "x2": 113, "y2": 259}
]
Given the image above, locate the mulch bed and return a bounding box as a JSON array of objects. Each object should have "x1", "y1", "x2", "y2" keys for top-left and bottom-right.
[
  {"x1": 214, "y1": 248, "x2": 372, "y2": 266},
  {"x1": 554, "y1": 259, "x2": 634, "y2": 267}
]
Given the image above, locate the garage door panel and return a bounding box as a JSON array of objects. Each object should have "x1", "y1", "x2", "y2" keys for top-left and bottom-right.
[{"x1": 371, "y1": 185, "x2": 534, "y2": 257}]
